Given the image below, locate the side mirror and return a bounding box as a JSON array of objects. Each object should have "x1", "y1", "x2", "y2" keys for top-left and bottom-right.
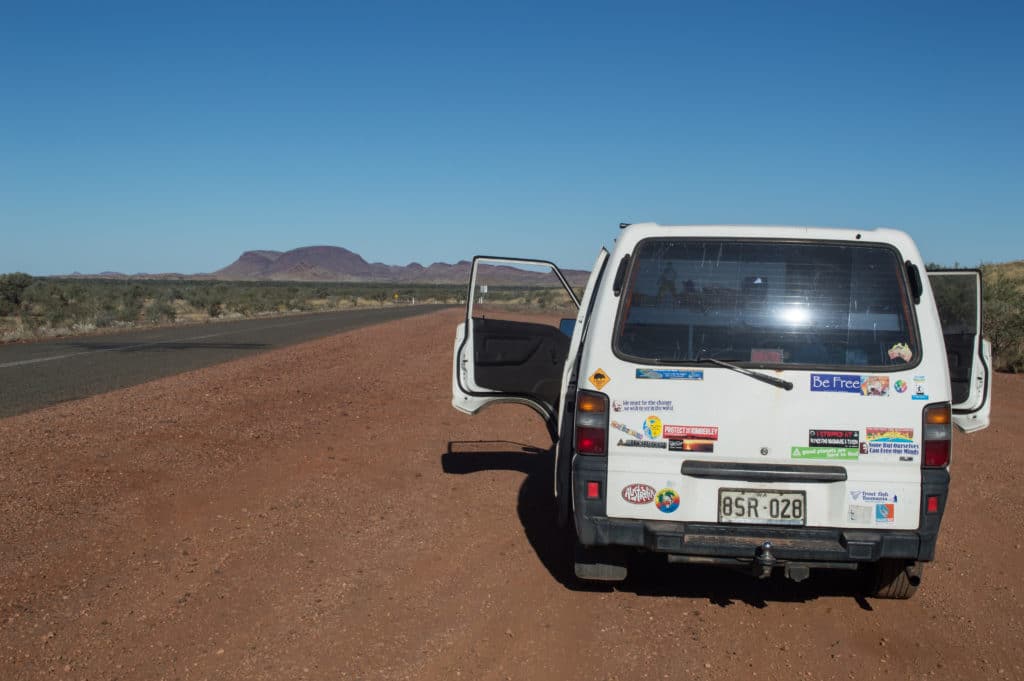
[{"x1": 559, "y1": 318, "x2": 576, "y2": 337}]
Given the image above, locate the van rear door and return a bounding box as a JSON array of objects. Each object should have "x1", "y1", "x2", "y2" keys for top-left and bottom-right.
[
  {"x1": 928, "y1": 270, "x2": 992, "y2": 432},
  {"x1": 599, "y1": 238, "x2": 927, "y2": 531}
]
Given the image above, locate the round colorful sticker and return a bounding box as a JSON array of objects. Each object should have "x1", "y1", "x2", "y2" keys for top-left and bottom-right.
[
  {"x1": 894, "y1": 379, "x2": 908, "y2": 393},
  {"x1": 643, "y1": 415, "x2": 663, "y2": 439},
  {"x1": 655, "y1": 488, "x2": 680, "y2": 513}
]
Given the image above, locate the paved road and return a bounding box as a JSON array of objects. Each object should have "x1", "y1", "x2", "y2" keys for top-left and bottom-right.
[{"x1": 0, "y1": 305, "x2": 448, "y2": 418}]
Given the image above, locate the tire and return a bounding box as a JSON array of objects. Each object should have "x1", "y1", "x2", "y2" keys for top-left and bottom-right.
[{"x1": 866, "y1": 559, "x2": 922, "y2": 599}]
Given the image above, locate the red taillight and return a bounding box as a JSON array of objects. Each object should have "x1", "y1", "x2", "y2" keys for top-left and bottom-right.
[
  {"x1": 924, "y1": 440, "x2": 950, "y2": 468},
  {"x1": 585, "y1": 481, "x2": 601, "y2": 499},
  {"x1": 575, "y1": 389, "x2": 608, "y2": 455},
  {"x1": 576, "y1": 427, "x2": 606, "y2": 454},
  {"x1": 926, "y1": 495, "x2": 940, "y2": 514},
  {"x1": 922, "y1": 403, "x2": 952, "y2": 468}
]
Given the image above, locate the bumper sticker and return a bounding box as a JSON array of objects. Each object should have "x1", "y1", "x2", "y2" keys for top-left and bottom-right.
[
  {"x1": 809, "y1": 374, "x2": 889, "y2": 396},
  {"x1": 611, "y1": 420, "x2": 645, "y2": 440},
  {"x1": 848, "y1": 505, "x2": 873, "y2": 523},
  {"x1": 912, "y1": 375, "x2": 929, "y2": 401},
  {"x1": 808, "y1": 429, "x2": 859, "y2": 448},
  {"x1": 791, "y1": 446, "x2": 859, "y2": 460},
  {"x1": 636, "y1": 368, "x2": 704, "y2": 380},
  {"x1": 617, "y1": 439, "x2": 667, "y2": 449},
  {"x1": 655, "y1": 488, "x2": 680, "y2": 513},
  {"x1": 865, "y1": 428, "x2": 920, "y2": 457},
  {"x1": 669, "y1": 439, "x2": 714, "y2": 452},
  {"x1": 613, "y1": 399, "x2": 674, "y2": 413},
  {"x1": 664, "y1": 425, "x2": 719, "y2": 440},
  {"x1": 887, "y1": 342, "x2": 913, "y2": 362},
  {"x1": 621, "y1": 484, "x2": 656, "y2": 505},
  {"x1": 850, "y1": 490, "x2": 897, "y2": 503},
  {"x1": 588, "y1": 368, "x2": 610, "y2": 390},
  {"x1": 642, "y1": 415, "x2": 663, "y2": 439}
]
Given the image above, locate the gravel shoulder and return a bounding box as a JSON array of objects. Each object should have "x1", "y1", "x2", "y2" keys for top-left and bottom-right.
[{"x1": 1, "y1": 309, "x2": 1021, "y2": 680}]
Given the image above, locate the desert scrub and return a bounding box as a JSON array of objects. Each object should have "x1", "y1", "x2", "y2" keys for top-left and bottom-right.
[
  {"x1": 982, "y1": 268, "x2": 1024, "y2": 372},
  {"x1": 0, "y1": 276, "x2": 472, "y2": 340},
  {"x1": 0, "y1": 272, "x2": 33, "y2": 315},
  {"x1": 145, "y1": 297, "x2": 177, "y2": 323}
]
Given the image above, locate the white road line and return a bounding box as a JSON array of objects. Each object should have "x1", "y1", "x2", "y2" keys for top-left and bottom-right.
[{"x1": 0, "y1": 317, "x2": 323, "y2": 370}]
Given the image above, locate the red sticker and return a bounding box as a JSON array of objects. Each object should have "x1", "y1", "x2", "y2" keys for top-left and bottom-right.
[
  {"x1": 621, "y1": 483, "x2": 657, "y2": 505},
  {"x1": 663, "y1": 425, "x2": 719, "y2": 441}
]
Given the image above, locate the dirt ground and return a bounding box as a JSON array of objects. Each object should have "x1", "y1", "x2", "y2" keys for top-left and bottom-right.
[{"x1": 1, "y1": 309, "x2": 1022, "y2": 680}]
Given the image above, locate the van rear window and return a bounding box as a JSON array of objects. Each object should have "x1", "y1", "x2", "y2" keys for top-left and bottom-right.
[{"x1": 615, "y1": 239, "x2": 919, "y2": 369}]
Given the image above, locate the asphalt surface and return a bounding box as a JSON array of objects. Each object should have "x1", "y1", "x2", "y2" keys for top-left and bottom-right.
[{"x1": 0, "y1": 305, "x2": 447, "y2": 418}]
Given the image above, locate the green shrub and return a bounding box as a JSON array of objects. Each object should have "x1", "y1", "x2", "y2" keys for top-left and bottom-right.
[
  {"x1": 145, "y1": 300, "x2": 177, "y2": 324},
  {"x1": 0, "y1": 272, "x2": 33, "y2": 315},
  {"x1": 982, "y1": 271, "x2": 1024, "y2": 372},
  {"x1": 95, "y1": 310, "x2": 118, "y2": 328}
]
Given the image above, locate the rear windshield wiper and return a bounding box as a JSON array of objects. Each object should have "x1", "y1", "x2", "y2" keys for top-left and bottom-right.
[{"x1": 696, "y1": 356, "x2": 794, "y2": 391}]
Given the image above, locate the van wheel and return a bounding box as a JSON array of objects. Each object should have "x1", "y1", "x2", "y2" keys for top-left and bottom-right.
[
  {"x1": 866, "y1": 559, "x2": 922, "y2": 599},
  {"x1": 573, "y1": 540, "x2": 628, "y2": 583}
]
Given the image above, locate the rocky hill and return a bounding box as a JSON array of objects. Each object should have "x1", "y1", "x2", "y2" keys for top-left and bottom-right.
[{"x1": 214, "y1": 246, "x2": 590, "y2": 286}]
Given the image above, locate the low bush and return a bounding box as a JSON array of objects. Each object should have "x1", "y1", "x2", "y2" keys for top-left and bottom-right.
[
  {"x1": 0, "y1": 272, "x2": 34, "y2": 315},
  {"x1": 982, "y1": 269, "x2": 1024, "y2": 372},
  {"x1": 145, "y1": 299, "x2": 177, "y2": 324},
  {"x1": 0, "y1": 275, "x2": 502, "y2": 339}
]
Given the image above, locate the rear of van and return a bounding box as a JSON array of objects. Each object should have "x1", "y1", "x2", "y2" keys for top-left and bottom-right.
[{"x1": 571, "y1": 225, "x2": 952, "y2": 596}]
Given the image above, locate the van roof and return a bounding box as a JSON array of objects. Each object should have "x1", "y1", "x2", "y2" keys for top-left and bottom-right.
[
  {"x1": 614, "y1": 224, "x2": 921, "y2": 260},
  {"x1": 621, "y1": 223, "x2": 910, "y2": 243}
]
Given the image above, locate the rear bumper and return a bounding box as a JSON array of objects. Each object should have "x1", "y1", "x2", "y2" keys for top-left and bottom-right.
[
  {"x1": 573, "y1": 457, "x2": 948, "y2": 564},
  {"x1": 577, "y1": 516, "x2": 930, "y2": 563}
]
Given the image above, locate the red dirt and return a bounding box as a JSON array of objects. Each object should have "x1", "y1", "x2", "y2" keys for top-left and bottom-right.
[{"x1": 1, "y1": 309, "x2": 1022, "y2": 680}]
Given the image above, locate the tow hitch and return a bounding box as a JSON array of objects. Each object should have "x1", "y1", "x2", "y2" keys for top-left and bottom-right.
[
  {"x1": 752, "y1": 541, "x2": 815, "y2": 582},
  {"x1": 754, "y1": 540, "x2": 777, "y2": 579}
]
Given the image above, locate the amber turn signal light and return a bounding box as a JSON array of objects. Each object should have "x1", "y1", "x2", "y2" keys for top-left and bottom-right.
[
  {"x1": 925, "y1": 405, "x2": 951, "y2": 424},
  {"x1": 577, "y1": 392, "x2": 607, "y2": 413}
]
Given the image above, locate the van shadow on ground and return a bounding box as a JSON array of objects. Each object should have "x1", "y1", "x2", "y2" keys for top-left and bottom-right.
[{"x1": 442, "y1": 440, "x2": 873, "y2": 610}]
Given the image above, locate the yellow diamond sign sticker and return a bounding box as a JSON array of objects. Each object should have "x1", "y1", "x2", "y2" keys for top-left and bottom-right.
[{"x1": 588, "y1": 368, "x2": 611, "y2": 390}]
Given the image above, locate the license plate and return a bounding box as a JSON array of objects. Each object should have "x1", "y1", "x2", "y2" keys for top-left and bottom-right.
[{"x1": 718, "y1": 488, "x2": 806, "y2": 526}]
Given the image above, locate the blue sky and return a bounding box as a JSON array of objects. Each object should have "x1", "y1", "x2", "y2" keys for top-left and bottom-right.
[{"x1": 2, "y1": 1, "x2": 1022, "y2": 275}]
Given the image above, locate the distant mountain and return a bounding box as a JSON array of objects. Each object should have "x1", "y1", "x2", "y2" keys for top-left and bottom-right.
[
  {"x1": 212, "y1": 246, "x2": 591, "y2": 286},
  {"x1": 53, "y1": 245, "x2": 590, "y2": 286}
]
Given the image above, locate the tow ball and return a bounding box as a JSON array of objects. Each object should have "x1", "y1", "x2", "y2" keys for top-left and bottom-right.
[
  {"x1": 753, "y1": 541, "x2": 812, "y2": 582},
  {"x1": 754, "y1": 540, "x2": 777, "y2": 579}
]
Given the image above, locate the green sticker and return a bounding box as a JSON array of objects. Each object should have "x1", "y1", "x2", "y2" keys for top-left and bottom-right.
[{"x1": 790, "y1": 446, "x2": 859, "y2": 461}]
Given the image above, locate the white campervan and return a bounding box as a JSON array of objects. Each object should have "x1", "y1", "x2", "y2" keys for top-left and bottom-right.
[{"x1": 453, "y1": 224, "x2": 991, "y2": 598}]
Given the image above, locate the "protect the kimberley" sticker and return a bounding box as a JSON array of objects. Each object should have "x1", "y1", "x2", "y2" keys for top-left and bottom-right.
[{"x1": 663, "y1": 425, "x2": 719, "y2": 440}]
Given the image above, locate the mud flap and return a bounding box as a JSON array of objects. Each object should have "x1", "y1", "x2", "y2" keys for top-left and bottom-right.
[{"x1": 573, "y1": 542, "x2": 628, "y2": 582}]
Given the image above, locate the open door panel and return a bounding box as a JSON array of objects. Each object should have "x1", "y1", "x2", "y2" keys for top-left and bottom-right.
[
  {"x1": 452, "y1": 256, "x2": 582, "y2": 437},
  {"x1": 928, "y1": 269, "x2": 991, "y2": 432},
  {"x1": 472, "y1": 316, "x2": 570, "y2": 407}
]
